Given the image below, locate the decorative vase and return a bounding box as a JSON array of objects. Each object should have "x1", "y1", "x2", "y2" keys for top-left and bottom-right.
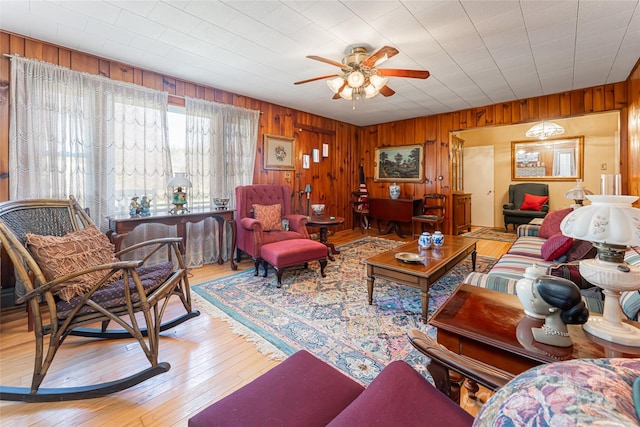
[
  {"x1": 418, "y1": 232, "x2": 431, "y2": 249},
  {"x1": 515, "y1": 264, "x2": 547, "y2": 319},
  {"x1": 432, "y1": 231, "x2": 444, "y2": 247},
  {"x1": 389, "y1": 182, "x2": 400, "y2": 199}
]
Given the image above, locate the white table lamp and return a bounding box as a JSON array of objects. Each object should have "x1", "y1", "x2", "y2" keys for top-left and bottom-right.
[{"x1": 560, "y1": 195, "x2": 640, "y2": 346}]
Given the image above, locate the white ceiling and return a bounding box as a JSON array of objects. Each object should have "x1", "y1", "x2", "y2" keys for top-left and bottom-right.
[{"x1": 2, "y1": 1, "x2": 639, "y2": 126}]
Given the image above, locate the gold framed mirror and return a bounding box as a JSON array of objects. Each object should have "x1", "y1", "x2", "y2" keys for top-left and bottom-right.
[{"x1": 511, "y1": 136, "x2": 584, "y2": 181}]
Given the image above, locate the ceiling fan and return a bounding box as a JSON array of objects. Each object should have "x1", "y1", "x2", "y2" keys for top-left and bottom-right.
[{"x1": 294, "y1": 45, "x2": 430, "y2": 101}]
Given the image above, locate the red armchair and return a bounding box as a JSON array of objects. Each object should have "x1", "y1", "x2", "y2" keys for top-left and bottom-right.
[{"x1": 235, "y1": 184, "x2": 310, "y2": 268}]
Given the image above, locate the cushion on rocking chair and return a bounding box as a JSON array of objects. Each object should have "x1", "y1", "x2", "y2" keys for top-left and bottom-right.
[
  {"x1": 26, "y1": 225, "x2": 122, "y2": 302},
  {"x1": 56, "y1": 261, "x2": 174, "y2": 319}
]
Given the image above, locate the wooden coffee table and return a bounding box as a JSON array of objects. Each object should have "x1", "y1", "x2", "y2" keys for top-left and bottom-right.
[
  {"x1": 364, "y1": 236, "x2": 477, "y2": 323},
  {"x1": 429, "y1": 284, "x2": 640, "y2": 397}
]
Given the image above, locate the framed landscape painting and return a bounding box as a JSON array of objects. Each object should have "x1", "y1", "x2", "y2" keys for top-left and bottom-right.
[
  {"x1": 374, "y1": 144, "x2": 424, "y2": 182},
  {"x1": 263, "y1": 134, "x2": 296, "y2": 170}
]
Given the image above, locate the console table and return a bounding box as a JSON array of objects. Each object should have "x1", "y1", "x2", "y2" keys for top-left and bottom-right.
[
  {"x1": 107, "y1": 209, "x2": 237, "y2": 270},
  {"x1": 368, "y1": 198, "x2": 422, "y2": 238}
]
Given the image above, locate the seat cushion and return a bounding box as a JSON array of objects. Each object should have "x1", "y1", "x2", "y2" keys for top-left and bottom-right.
[
  {"x1": 56, "y1": 261, "x2": 174, "y2": 319},
  {"x1": 328, "y1": 360, "x2": 473, "y2": 427},
  {"x1": 188, "y1": 350, "x2": 364, "y2": 427}
]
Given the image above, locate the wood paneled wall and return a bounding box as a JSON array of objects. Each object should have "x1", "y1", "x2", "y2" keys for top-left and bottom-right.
[
  {"x1": 1, "y1": 30, "x2": 638, "y2": 233},
  {"x1": 627, "y1": 59, "x2": 640, "y2": 205}
]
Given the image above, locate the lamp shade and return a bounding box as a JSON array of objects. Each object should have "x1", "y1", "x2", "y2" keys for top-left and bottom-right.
[
  {"x1": 167, "y1": 172, "x2": 192, "y2": 189},
  {"x1": 304, "y1": 184, "x2": 312, "y2": 193},
  {"x1": 327, "y1": 77, "x2": 344, "y2": 94},
  {"x1": 564, "y1": 179, "x2": 593, "y2": 204},
  {"x1": 560, "y1": 195, "x2": 640, "y2": 247},
  {"x1": 525, "y1": 121, "x2": 565, "y2": 140}
]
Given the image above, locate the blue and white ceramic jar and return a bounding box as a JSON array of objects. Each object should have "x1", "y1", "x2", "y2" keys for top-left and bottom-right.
[
  {"x1": 432, "y1": 231, "x2": 444, "y2": 247},
  {"x1": 389, "y1": 182, "x2": 400, "y2": 199},
  {"x1": 418, "y1": 232, "x2": 431, "y2": 249}
]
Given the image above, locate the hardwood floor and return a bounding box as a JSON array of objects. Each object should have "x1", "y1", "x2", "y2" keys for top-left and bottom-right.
[{"x1": 0, "y1": 228, "x2": 510, "y2": 426}]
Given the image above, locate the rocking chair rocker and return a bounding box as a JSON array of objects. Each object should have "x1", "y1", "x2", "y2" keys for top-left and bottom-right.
[{"x1": 0, "y1": 197, "x2": 200, "y2": 402}]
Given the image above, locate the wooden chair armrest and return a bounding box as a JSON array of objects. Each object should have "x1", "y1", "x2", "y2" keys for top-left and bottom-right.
[
  {"x1": 407, "y1": 329, "x2": 513, "y2": 392},
  {"x1": 116, "y1": 237, "x2": 182, "y2": 255}
]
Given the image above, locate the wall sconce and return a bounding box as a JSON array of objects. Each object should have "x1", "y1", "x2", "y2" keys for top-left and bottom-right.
[{"x1": 304, "y1": 184, "x2": 312, "y2": 216}]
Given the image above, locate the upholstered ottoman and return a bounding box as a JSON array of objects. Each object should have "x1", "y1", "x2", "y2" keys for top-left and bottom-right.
[{"x1": 259, "y1": 239, "x2": 328, "y2": 287}]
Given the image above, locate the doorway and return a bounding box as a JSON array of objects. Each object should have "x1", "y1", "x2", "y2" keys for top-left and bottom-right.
[{"x1": 464, "y1": 146, "x2": 495, "y2": 227}]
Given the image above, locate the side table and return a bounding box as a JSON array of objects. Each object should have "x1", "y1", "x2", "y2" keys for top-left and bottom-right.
[
  {"x1": 429, "y1": 283, "x2": 640, "y2": 400},
  {"x1": 107, "y1": 209, "x2": 237, "y2": 270},
  {"x1": 306, "y1": 216, "x2": 344, "y2": 261}
]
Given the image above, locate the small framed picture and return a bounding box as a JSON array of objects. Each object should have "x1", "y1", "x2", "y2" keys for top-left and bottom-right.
[
  {"x1": 303, "y1": 154, "x2": 310, "y2": 169},
  {"x1": 263, "y1": 134, "x2": 296, "y2": 170},
  {"x1": 313, "y1": 149, "x2": 320, "y2": 163},
  {"x1": 322, "y1": 143, "x2": 329, "y2": 157}
]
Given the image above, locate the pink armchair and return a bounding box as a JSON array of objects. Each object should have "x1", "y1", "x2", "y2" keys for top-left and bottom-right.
[{"x1": 235, "y1": 184, "x2": 310, "y2": 269}]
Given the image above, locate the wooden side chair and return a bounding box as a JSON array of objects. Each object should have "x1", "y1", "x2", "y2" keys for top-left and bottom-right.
[
  {"x1": 351, "y1": 190, "x2": 369, "y2": 232},
  {"x1": 0, "y1": 197, "x2": 200, "y2": 402},
  {"x1": 412, "y1": 194, "x2": 446, "y2": 239}
]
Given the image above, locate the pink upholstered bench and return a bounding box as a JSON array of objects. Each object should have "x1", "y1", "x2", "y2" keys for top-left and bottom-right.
[{"x1": 259, "y1": 239, "x2": 328, "y2": 287}]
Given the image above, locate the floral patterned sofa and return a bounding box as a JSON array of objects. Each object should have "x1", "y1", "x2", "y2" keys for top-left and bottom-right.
[
  {"x1": 465, "y1": 208, "x2": 640, "y2": 321},
  {"x1": 475, "y1": 358, "x2": 640, "y2": 425}
]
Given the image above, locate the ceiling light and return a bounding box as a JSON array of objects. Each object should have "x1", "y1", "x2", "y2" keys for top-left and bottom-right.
[
  {"x1": 369, "y1": 74, "x2": 388, "y2": 90},
  {"x1": 327, "y1": 77, "x2": 344, "y2": 94},
  {"x1": 340, "y1": 85, "x2": 353, "y2": 100},
  {"x1": 364, "y1": 84, "x2": 378, "y2": 99},
  {"x1": 525, "y1": 121, "x2": 565, "y2": 140},
  {"x1": 346, "y1": 71, "x2": 365, "y2": 88}
]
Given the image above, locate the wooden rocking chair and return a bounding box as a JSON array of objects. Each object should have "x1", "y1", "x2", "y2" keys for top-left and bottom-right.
[{"x1": 0, "y1": 197, "x2": 200, "y2": 402}]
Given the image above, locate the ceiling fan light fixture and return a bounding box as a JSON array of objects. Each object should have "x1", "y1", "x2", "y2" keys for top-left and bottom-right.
[
  {"x1": 369, "y1": 74, "x2": 388, "y2": 90},
  {"x1": 525, "y1": 121, "x2": 565, "y2": 140},
  {"x1": 327, "y1": 77, "x2": 345, "y2": 94},
  {"x1": 340, "y1": 85, "x2": 353, "y2": 100},
  {"x1": 364, "y1": 84, "x2": 378, "y2": 99},
  {"x1": 346, "y1": 71, "x2": 365, "y2": 88}
]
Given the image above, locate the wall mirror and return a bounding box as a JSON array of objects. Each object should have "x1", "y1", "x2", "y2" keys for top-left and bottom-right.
[{"x1": 511, "y1": 136, "x2": 584, "y2": 181}]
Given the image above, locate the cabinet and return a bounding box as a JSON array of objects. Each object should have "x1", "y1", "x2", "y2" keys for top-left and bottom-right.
[{"x1": 452, "y1": 193, "x2": 472, "y2": 235}]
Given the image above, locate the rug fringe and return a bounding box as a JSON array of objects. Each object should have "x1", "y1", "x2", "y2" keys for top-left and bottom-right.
[{"x1": 191, "y1": 293, "x2": 287, "y2": 361}]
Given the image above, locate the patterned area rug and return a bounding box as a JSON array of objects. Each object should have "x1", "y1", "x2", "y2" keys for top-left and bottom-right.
[
  {"x1": 193, "y1": 237, "x2": 496, "y2": 384},
  {"x1": 461, "y1": 227, "x2": 517, "y2": 242}
]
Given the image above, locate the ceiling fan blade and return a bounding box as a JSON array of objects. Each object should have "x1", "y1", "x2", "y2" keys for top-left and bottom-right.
[
  {"x1": 294, "y1": 74, "x2": 339, "y2": 85},
  {"x1": 307, "y1": 55, "x2": 345, "y2": 68},
  {"x1": 379, "y1": 85, "x2": 396, "y2": 97},
  {"x1": 361, "y1": 46, "x2": 399, "y2": 68},
  {"x1": 377, "y1": 69, "x2": 430, "y2": 79}
]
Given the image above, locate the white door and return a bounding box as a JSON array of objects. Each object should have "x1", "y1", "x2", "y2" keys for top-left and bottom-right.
[{"x1": 464, "y1": 146, "x2": 495, "y2": 227}]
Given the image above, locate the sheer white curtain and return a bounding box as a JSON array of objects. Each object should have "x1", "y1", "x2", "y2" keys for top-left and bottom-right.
[
  {"x1": 184, "y1": 97, "x2": 259, "y2": 267},
  {"x1": 9, "y1": 56, "x2": 171, "y2": 231}
]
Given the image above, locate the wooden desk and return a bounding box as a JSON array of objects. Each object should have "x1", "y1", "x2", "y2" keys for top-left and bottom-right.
[
  {"x1": 368, "y1": 198, "x2": 422, "y2": 237},
  {"x1": 107, "y1": 209, "x2": 237, "y2": 270}
]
